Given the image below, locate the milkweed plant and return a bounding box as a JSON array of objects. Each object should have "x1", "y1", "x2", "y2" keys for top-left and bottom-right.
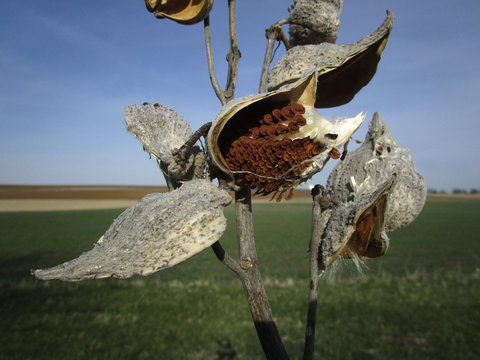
[{"x1": 33, "y1": 1, "x2": 426, "y2": 359}]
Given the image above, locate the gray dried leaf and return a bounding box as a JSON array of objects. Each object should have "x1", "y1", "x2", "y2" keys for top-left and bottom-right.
[
  {"x1": 326, "y1": 113, "x2": 426, "y2": 232},
  {"x1": 33, "y1": 180, "x2": 232, "y2": 281}
]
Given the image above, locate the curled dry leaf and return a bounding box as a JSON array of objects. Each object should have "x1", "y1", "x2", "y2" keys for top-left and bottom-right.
[
  {"x1": 318, "y1": 176, "x2": 395, "y2": 270},
  {"x1": 145, "y1": 0, "x2": 213, "y2": 25},
  {"x1": 269, "y1": 10, "x2": 394, "y2": 108},
  {"x1": 207, "y1": 71, "x2": 365, "y2": 201},
  {"x1": 33, "y1": 180, "x2": 232, "y2": 281},
  {"x1": 326, "y1": 113, "x2": 427, "y2": 232}
]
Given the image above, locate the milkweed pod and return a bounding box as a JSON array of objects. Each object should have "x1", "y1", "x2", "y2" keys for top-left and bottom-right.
[
  {"x1": 318, "y1": 176, "x2": 395, "y2": 270},
  {"x1": 326, "y1": 113, "x2": 427, "y2": 232},
  {"x1": 288, "y1": 0, "x2": 343, "y2": 45},
  {"x1": 207, "y1": 70, "x2": 365, "y2": 200},
  {"x1": 124, "y1": 103, "x2": 193, "y2": 165},
  {"x1": 268, "y1": 10, "x2": 394, "y2": 108},
  {"x1": 145, "y1": 0, "x2": 213, "y2": 25},
  {"x1": 124, "y1": 103, "x2": 205, "y2": 189},
  {"x1": 32, "y1": 180, "x2": 232, "y2": 281}
]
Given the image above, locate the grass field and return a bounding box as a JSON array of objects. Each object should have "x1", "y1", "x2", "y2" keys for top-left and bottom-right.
[{"x1": 1, "y1": 196, "x2": 479, "y2": 359}]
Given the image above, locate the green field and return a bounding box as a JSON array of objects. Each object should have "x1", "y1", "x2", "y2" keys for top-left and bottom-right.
[{"x1": 1, "y1": 197, "x2": 479, "y2": 359}]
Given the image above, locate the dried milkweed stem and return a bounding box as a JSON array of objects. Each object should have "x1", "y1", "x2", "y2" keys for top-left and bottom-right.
[
  {"x1": 204, "y1": 16, "x2": 226, "y2": 105},
  {"x1": 303, "y1": 185, "x2": 324, "y2": 360},
  {"x1": 259, "y1": 19, "x2": 290, "y2": 93}
]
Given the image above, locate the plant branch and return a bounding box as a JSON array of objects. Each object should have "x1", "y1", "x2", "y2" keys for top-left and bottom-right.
[
  {"x1": 204, "y1": 16, "x2": 227, "y2": 105},
  {"x1": 235, "y1": 187, "x2": 290, "y2": 360},
  {"x1": 259, "y1": 19, "x2": 290, "y2": 93},
  {"x1": 211, "y1": 241, "x2": 246, "y2": 280},
  {"x1": 224, "y1": 0, "x2": 241, "y2": 101},
  {"x1": 303, "y1": 185, "x2": 325, "y2": 360}
]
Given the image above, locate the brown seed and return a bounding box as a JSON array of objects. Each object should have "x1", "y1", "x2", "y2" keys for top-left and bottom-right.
[
  {"x1": 250, "y1": 127, "x2": 260, "y2": 139},
  {"x1": 285, "y1": 187, "x2": 295, "y2": 201},
  {"x1": 281, "y1": 105, "x2": 295, "y2": 119},
  {"x1": 293, "y1": 114, "x2": 307, "y2": 126},
  {"x1": 325, "y1": 133, "x2": 338, "y2": 140},
  {"x1": 288, "y1": 122, "x2": 300, "y2": 133},
  {"x1": 259, "y1": 125, "x2": 269, "y2": 136},
  {"x1": 272, "y1": 109, "x2": 284, "y2": 123},
  {"x1": 291, "y1": 103, "x2": 305, "y2": 114},
  {"x1": 304, "y1": 142, "x2": 314, "y2": 152},
  {"x1": 276, "y1": 124, "x2": 288, "y2": 135},
  {"x1": 275, "y1": 191, "x2": 284, "y2": 203},
  {"x1": 263, "y1": 113, "x2": 275, "y2": 125},
  {"x1": 266, "y1": 125, "x2": 277, "y2": 137},
  {"x1": 312, "y1": 143, "x2": 323, "y2": 155},
  {"x1": 329, "y1": 148, "x2": 341, "y2": 159}
]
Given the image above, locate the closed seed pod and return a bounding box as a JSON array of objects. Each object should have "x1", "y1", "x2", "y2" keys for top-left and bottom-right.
[
  {"x1": 207, "y1": 71, "x2": 365, "y2": 200},
  {"x1": 32, "y1": 180, "x2": 231, "y2": 281},
  {"x1": 145, "y1": 0, "x2": 213, "y2": 25},
  {"x1": 326, "y1": 113, "x2": 427, "y2": 232},
  {"x1": 268, "y1": 10, "x2": 394, "y2": 108}
]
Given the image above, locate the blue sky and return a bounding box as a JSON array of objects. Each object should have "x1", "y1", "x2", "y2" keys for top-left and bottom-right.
[{"x1": 1, "y1": 0, "x2": 479, "y2": 192}]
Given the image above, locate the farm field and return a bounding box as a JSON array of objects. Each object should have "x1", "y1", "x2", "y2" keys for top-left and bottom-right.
[{"x1": 0, "y1": 192, "x2": 479, "y2": 359}]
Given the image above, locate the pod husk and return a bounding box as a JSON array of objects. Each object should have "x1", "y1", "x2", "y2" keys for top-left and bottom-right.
[
  {"x1": 145, "y1": 0, "x2": 213, "y2": 25},
  {"x1": 33, "y1": 180, "x2": 231, "y2": 281},
  {"x1": 318, "y1": 176, "x2": 395, "y2": 269},
  {"x1": 207, "y1": 71, "x2": 317, "y2": 175},
  {"x1": 326, "y1": 113, "x2": 427, "y2": 232},
  {"x1": 268, "y1": 10, "x2": 394, "y2": 108}
]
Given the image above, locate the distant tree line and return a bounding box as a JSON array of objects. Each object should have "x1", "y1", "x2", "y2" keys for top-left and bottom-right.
[{"x1": 427, "y1": 188, "x2": 479, "y2": 194}]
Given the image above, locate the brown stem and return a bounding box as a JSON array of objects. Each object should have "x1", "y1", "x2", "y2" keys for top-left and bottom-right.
[
  {"x1": 224, "y1": 0, "x2": 241, "y2": 101},
  {"x1": 204, "y1": 3, "x2": 288, "y2": 357},
  {"x1": 303, "y1": 185, "x2": 324, "y2": 360},
  {"x1": 204, "y1": 16, "x2": 227, "y2": 105},
  {"x1": 259, "y1": 19, "x2": 290, "y2": 93},
  {"x1": 235, "y1": 187, "x2": 290, "y2": 360}
]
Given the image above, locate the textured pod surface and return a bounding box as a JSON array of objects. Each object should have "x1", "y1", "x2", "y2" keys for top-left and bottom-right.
[
  {"x1": 269, "y1": 11, "x2": 394, "y2": 108},
  {"x1": 326, "y1": 113, "x2": 426, "y2": 232},
  {"x1": 124, "y1": 103, "x2": 193, "y2": 165},
  {"x1": 33, "y1": 180, "x2": 232, "y2": 281},
  {"x1": 318, "y1": 177, "x2": 395, "y2": 269},
  {"x1": 288, "y1": 0, "x2": 343, "y2": 46},
  {"x1": 145, "y1": 0, "x2": 213, "y2": 25},
  {"x1": 207, "y1": 71, "x2": 365, "y2": 200}
]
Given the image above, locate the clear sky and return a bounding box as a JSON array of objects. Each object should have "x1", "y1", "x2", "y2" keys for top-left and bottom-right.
[{"x1": 1, "y1": 1, "x2": 479, "y2": 192}]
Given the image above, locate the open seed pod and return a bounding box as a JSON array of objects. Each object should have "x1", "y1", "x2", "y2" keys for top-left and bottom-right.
[
  {"x1": 124, "y1": 103, "x2": 206, "y2": 190},
  {"x1": 145, "y1": 0, "x2": 213, "y2": 25},
  {"x1": 268, "y1": 10, "x2": 394, "y2": 108},
  {"x1": 33, "y1": 180, "x2": 231, "y2": 281},
  {"x1": 326, "y1": 113, "x2": 427, "y2": 232},
  {"x1": 318, "y1": 176, "x2": 395, "y2": 269},
  {"x1": 207, "y1": 71, "x2": 365, "y2": 201}
]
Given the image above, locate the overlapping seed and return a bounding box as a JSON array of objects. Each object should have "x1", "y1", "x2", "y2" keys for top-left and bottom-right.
[{"x1": 222, "y1": 103, "x2": 326, "y2": 199}]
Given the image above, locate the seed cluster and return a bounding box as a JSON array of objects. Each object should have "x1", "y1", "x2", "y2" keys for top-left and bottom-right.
[{"x1": 222, "y1": 103, "x2": 326, "y2": 200}]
